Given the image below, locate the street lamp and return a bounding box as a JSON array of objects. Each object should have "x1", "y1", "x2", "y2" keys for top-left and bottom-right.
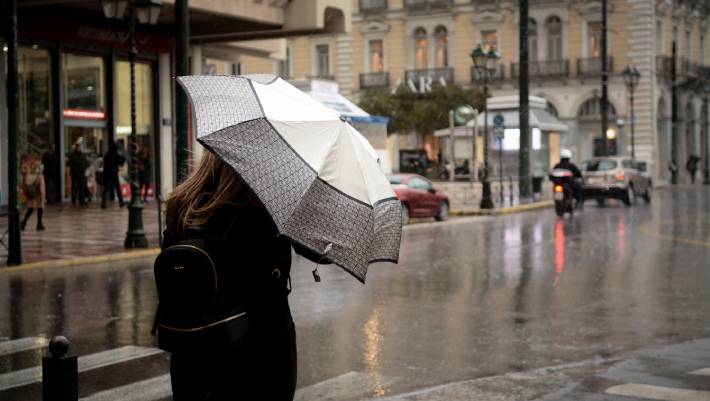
[
  {"x1": 101, "y1": 0, "x2": 163, "y2": 248},
  {"x1": 704, "y1": 83, "x2": 710, "y2": 185},
  {"x1": 471, "y1": 44, "x2": 498, "y2": 209},
  {"x1": 622, "y1": 64, "x2": 641, "y2": 160}
]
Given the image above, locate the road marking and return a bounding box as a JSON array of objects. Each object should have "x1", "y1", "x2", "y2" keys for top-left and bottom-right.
[
  {"x1": 80, "y1": 374, "x2": 171, "y2": 401},
  {"x1": 606, "y1": 383, "x2": 710, "y2": 401},
  {"x1": 0, "y1": 336, "x2": 48, "y2": 356},
  {"x1": 0, "y1": 346, "x2": 162, "y2": 391},
  {"x1": 690, "y1": 368, "x2": 710, "y2": 376},
  {"x1": 638, "y1": 223, "x2": 710, "y2": 249}
]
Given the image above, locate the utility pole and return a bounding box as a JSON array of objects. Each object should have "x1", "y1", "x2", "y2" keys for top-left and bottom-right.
[
  {"x1": 175, "y1": 0, "x2": 189, "y2": 183},
  {"x1": 518, "y1": 0, "x2": 530, "y2": 200},
  {"x1": 600, "y1": 0, "x2": 609, "y2": 156},
  {"x1": 671, "y1": 41, "x2": 678, "y2": 185},
  {"x1": 6, "y1": 0, "x2": 22, "y2": 265}
]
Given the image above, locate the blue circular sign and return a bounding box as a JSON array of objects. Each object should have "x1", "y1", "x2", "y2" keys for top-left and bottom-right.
[{"x1": 493, "y1": 113, "x2": 505, "y2": 127}]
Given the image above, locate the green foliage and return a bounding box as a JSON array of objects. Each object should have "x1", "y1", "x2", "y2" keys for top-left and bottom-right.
[{"x1": 358, "y1": 84, "x2": 485, "y2": 135}]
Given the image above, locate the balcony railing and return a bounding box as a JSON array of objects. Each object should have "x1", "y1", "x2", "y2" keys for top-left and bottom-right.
[
  {"x1": 470, "y1": 65, "x2": 505, "y2": 83},
  {"x1": 656, "y1": 56, "x2": 673, "y2": 78},
  {"x1": 359, "y1": 0, "x2": 387, "y2": 13},
  {"x1": 576, "y1": 57, "x2": 614, "y2": 78},
  {"x1": 307, "y1": 74, "x2": 336, "y2": 81},
  {"x1": 511, "y1": 60, "x2": 569, "y2": 79},
  {"x1": 404, "y1": 67, "x2": 454, "y2": 85},
  {"x1": 360, "y1": 72, "x2": 390, "y2": 88},
  {"x1": 403, "y1": 0, "x2": 453, "y2": 14}
]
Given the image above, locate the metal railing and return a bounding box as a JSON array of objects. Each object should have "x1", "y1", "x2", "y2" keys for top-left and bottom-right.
[
  {"x1": 511, "y1": 59, "x2": 569, "y2": 79},
  {"x1": 404, "y1": 67, "x2": 454, "y2": 85},
  {"x1": 403, "y1": 0, "x2": 453, "y2": 14},
  {"x1": 576, "y1": 57, "x2": 614, "y2": 77},
  {"x1": 656, "y1": 56, "x2": 673, "y2": 79},
  {"x1": 470, "y1": 65, "x2": 505, "y2": 83},
  {"x1": 360, "y1": 72, "x2": 390, "y2": 88},
  {"x1": 359, "y1": 0, "x2": 387, "y2": 13},
  {"x1": 307, "y1": 74, "x2": 336, "y2": 81}
]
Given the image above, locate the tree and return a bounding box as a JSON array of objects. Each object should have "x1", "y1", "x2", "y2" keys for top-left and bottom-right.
[{"x1": 358, "y1": 84, "x2": 486, "y2": 135}]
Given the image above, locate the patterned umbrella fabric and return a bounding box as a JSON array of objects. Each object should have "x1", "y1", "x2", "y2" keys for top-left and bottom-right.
[{"x1": 177, "y1": 74, "x2": 402, "y2": 283}]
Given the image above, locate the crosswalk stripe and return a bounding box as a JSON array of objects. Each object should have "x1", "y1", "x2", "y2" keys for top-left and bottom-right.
[
  {"x1": 690, "y1": 368, "x2": 710, "y2": 377},
  {"x1": 0, "y1": 337, "x2": 48, "y2": 356},
  {"x1": 0, "y1": 346, "x2": 162, "y2": 391},
  {"x1": 80, "y1": 374, "x2": 171, "y2": 401},
  {"x1": 606, "y1": 383, "x2": 710, "y2": 401}
]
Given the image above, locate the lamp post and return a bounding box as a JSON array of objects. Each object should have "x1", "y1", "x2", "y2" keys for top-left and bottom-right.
[
  {"x1": 101, "y1": 0, "x2": 163, "y2": 248},
  {"x1": 471, "y1": 44, "x2": 499, "y2": 209},
  {"x1": 704, "y1": 86, "x2": 710, "y2": 185},
  {"x1": 622, "y1": 64, "x2": 641, "y2": 160}
]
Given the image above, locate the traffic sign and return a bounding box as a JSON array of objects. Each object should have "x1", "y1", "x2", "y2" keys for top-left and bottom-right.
[
  {"x1": 493, "y1": 113, "x2": 504, "y2": 127},
  {"x1": 493, "y1": 126, "x2": 505, "y2": 140}
]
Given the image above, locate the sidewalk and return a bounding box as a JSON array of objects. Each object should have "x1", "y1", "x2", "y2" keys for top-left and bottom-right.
[{"x1": 0, "y1": 200, "x2": 162, "y2": 267}]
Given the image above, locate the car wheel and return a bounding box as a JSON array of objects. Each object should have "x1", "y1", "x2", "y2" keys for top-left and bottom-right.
[
  {"x1": 643, "y1": 185, "x2": 652, "y2": 204},
  {"x1": 401, "y1": 203, "x2": 410, "y2": 225},
  {"x1": 435, "y1": 201, "x2": 449, "y2": 222},
  {"x1": 623, "y1": 186, "x2": 635, "y2": 206},
  {"x1": 596, "y1": 198, "x2": 606, "y2": 207}
]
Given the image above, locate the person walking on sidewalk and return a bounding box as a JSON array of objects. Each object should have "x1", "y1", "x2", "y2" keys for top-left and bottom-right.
[
  {"x1": 41, "y1": 143, "x2": 58, "y2": 204},
  {"x1": 161, "y1": 151, "x2": 324, "y2": 401},
  {"x1": 21, "y1": 160, "x2": 46, "y2": 231},
  {"x1": 68, "y1": 142, "x2": 88, "y2": 206},
  {"x1": 137, "y1": 144, "x2": 151, "y2": 203},
  {"x1": 101, "y1": 142, "x2": 125, "y2": 209}
]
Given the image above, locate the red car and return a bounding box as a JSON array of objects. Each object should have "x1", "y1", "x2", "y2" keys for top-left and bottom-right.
[{"x1": 387, "y1": 174, "x2": 450, "y2": 224}]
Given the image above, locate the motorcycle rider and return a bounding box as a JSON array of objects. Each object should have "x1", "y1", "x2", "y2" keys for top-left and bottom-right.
[{"x1": 552, "y1": 149, "x2": 583, "y2": 207}]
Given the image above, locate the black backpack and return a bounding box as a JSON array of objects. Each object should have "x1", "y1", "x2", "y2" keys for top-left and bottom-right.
[{"x1": 152, "y1": 216, "x2": 248, "y2": 353}]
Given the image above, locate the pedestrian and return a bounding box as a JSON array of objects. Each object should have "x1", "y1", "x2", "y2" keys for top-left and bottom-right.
[
  {"x1": 137, "y1": 144, "x2": 151, "y2": 202},
  {"x1": 686, "y1": 155, "x2": 699, "y2": 184},
  {"x1": 68, "y1": 142, "x2": 88, "y2": 206},
  {"x1": 21, "y1": 160, "x2": 46, "y2": 231},
  {"x1": 160, "y1": 151, "x2": 323, "y2": 401},
  {"x1": 41, "y1": 143, "x2": 58, "y2": 204},
  {"x1": 101, "y1": 142, "x2": 125, "y2": 209}
]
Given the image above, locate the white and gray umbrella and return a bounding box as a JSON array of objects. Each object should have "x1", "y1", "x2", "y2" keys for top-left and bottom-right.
[{"x1": 177, "y1": 74, "x2": 401, "y2": 283}]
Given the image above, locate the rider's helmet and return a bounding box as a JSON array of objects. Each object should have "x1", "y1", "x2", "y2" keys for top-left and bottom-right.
[{"x1": 560, "y1": 149, "x2": 572, "y2": 160}]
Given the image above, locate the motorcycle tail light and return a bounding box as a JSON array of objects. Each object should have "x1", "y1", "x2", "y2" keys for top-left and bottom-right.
[
  {"x1": 615, "y1": 171, "x2": 625, "y2": 181},
  {"x1": 554, "y1": 185, "x2": 564, "y2": 193}
]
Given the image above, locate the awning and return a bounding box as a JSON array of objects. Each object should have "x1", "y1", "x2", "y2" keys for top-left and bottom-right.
[
  {"x1": 470, "y1": 109, "x2": 568, "y2": 132},
  {"x1": 306, "y1": 89, "x2": 389, "y2": 124}
]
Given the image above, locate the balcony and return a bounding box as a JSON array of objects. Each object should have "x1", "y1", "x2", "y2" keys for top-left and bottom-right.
[
  {"x1": 470, "y1": 65, "x2": 505, "y2": 83},
  {"x1": 359, "y1": 0, "x2": 387, "y2": 13},
  {"x1": 576, "y1": 57, "x2": 614, "y2": 79},
  {"x1": 404, "y1": 67, "x2": 454, "y2": 85},
  {"x1": 511, "y1": 60, "x2": 569, "y2": 79},
  {"x1": 656, "y1": 56, "x2": 673, "y2": 79},
  {"x1": 360, "y1": 72, "x2": 390, "y2": 88},
  {"x1": 403, "y1": 0, "x2": 453, "y2": 14}
]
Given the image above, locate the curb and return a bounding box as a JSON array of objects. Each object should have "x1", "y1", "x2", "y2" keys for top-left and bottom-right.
[
  {"x1": 0, "y1": 248, "x2": 160, "y2": 274},
  {"x1": 450, "y1": 200, "x2": 554, "y2": 216}
]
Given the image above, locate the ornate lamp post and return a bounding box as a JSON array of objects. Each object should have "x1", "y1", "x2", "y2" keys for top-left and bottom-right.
[
  {"x1": 622, "y1": 64, "x2": 641, "y2": 160},
  {"x1": 471, "y1": 45, "x2": 498, "y2": 209},
  {"x1": 101, "y1": 0, "x2": 163, "y2": 248}
]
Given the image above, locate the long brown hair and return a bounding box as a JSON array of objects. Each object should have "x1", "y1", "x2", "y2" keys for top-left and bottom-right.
[{"x1": 166, "y1": 151, "x2": 250, "y2": 234}]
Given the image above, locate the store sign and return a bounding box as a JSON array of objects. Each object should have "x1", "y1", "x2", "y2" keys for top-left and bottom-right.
[
  {"x1": 391, "y1": 76, "x2": 448, "y2": 95},
  {"x1": 63, "y1": 109, "x2": 106, "y2": 120}
]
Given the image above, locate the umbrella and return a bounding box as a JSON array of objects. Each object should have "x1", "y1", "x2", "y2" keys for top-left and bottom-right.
[{"x1": 177, "y1": 74, "x2": 402, "y2": 283}]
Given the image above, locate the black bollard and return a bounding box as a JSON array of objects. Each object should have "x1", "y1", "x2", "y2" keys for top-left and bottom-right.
[{"x1": 42, "y1": 336, "x2": 78, "y2": 401}]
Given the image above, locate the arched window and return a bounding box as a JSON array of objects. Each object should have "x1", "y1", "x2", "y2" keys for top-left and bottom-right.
[
  {"x1": 546, "y1": 101, "x2": 559, "y2": 117},
  {"x1": 414, "y1": 27, "x2": 428, "y2": 69},
  {"x1": 529, "y1": 19, "x2": 538, "y2": 61},
  {"x1": 578, "y1": 97, "x2": 616, "y2": 119},
  {"x1": 547, "y1": 16, "x2": 562, "y2": 60},
  {"x1": 434, "y1": 26, "x2": 448, "y2": 68}
]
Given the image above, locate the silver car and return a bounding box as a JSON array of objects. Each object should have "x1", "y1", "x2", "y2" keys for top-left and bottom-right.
[{"x1": 581, "y1": 157, "x2": 652, "y2": 206}]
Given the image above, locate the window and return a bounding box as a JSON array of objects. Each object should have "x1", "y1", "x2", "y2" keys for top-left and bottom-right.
[
  {"x1": 278, "y1": 45, "x2": 291, "y2": 78},
  {"x1": 414, "y1": 27, "x2": 428, "y2": 69},
  {"x1": 17, "y1": 46, "x2": 53, "y2": 163},
  {"x1": 387, "y1": 175, "x2": 404, "y2": 185},
  {"x1": 368, "y1": 39, "x2": 384, "y2": 73},
  {"x1": 685, "y1": 30, "x2": 692, "y2": 60},
  {"x1": 583, "y1": 159, "x2": 617, "y2": 171},
  {"x1": 578, "y1": 98, "x2": 616, "y2": 117},
  {"x1": 481, "y1": 30, "x2": 498, "y2": 53},
  {"x1": 315, "y1": 43, "x2": 330, "y2": 78},
  {"x1": 656, "y1": 19, "x2": 664, "y2": 54},
  {"x1": 434, "y1": 26, "x2": 448, "y2": 68},
  {"x1": 700, "y1": 34, "x2": 705, "y2": 64},
  {"x1": 528, "y1": 19, "x2": 538, "y2": 61},
  {"x1": 588, "y1": 21, "x2": 603, "y2": 58},
  {"x1": 547, "y1": 16, "x2": 563, "y2": 60},
  {"x1": 409, "y1": 177, "x2": 432, "y2": 191}
]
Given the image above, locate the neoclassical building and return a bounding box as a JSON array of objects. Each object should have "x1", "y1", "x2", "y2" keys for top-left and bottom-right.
[{"x1": 240, "y1": 0, "x2": 710, "y2": 184}]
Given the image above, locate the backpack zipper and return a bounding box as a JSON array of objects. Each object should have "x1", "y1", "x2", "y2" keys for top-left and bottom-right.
[
  {"x1": 159, "y1": 311, "x2": 247, "y2": 332},
  {"x1": 165, "y1": 244, "x2": 218, "y2": 292}
]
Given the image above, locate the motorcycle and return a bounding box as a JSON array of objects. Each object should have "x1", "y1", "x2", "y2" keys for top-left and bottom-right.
[{"x1": 549, "y1": 169, "x2": 575, "y2": 217}]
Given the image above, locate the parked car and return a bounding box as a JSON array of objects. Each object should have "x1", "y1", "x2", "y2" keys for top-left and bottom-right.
[
  {"x1": 581, "y1": 157, "x2": 652, "y2": 206},
  {"x1": 387, "y1": 174, "x2": 450, "y2": 224}
]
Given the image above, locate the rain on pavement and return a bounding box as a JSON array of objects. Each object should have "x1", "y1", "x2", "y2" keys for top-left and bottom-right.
[{"x1": 1, "y1": 186, "x2": 710, "y2": 401}]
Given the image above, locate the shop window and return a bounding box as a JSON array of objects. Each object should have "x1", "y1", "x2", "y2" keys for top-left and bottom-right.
[
  {"x1": 16, "y1": 46, "x2": 53, "y2": 164},
  {"x1": 64, "y1": 54, "x2": 105, "y2": 112},
  {"x1": 414, "y1": 27, "x2": 428, "y2": 69},
  {"x1": 368, "y1": 39, "x2": 384, "y2": 73},
  {"x1": 434, "y1": 26, "x2": 448, "y2": 68},
  {"x1": 481, "y1": 30, "x2": 498, "y2": 53},
  {"x1": 529, "y1": 19, "x2": 538, "y2": 61},
  {"x1": 588, "y1": 21, "x2": 602, "y2": 58},
  {"x1": 547, "y1": 16, "x2": 562, "y2": 60}
]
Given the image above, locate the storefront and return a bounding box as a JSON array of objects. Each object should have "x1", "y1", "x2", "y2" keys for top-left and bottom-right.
[{"x1": 2, "y1": 16, "x2": 170, "y2": 204}]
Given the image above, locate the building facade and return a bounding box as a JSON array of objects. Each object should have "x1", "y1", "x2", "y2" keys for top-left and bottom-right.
[{"x1": 241, "y1": 0, "x2": 710, "y2": 184}]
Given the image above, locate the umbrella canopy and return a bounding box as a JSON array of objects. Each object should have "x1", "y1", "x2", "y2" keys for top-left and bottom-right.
[{"x1": 177, "y1": 74, "x2": 402, "y2": 283}]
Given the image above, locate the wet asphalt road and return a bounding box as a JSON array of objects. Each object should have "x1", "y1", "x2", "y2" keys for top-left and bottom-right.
[{"x1": 1, "y1": 186, "x2": 710, "y2": 401}]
